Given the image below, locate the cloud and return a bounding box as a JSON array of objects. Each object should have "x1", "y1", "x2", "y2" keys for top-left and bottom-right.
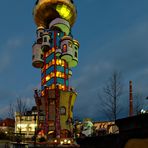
[
  {"x1": 0, "y1": 37, "x2": 23, "y2": 73},
  {"x1": 0, "y1": 105, "x2": 9, "y2": 118},
  {"x1": 72, "y1": 20, "x2": 148, "y2": 120}
]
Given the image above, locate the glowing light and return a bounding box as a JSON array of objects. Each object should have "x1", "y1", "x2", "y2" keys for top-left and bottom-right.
[
  {"x1": 56, "y1": 5, "x2": 71, "y2": 19},
  {"x1": 41, "y1": 91, "x2": 44, "y2": 96},
  {"x1": 64, "y1": 139, "x2": 67, "y2": 143},
  {"x1": 17, "y1": 124, "x2": 27, "y2": 128},
  {"x1": 56, "y1": 60, "x2": 59, "y2": 65},
  {"x1": 56, "y1": 72, "x2": 59, "y2": 77},
  {"x1": 29, "y1": 124, "x2": 37, "y2": 128},
  {"x1": 54, "y1": 139, "x2": 58, "y2": 143},
  {"x1": 48, "y1": 131, "x2": 54, "y2": 134},
  {"x1": 51, "y1": 84, "x2": 55, "y2": 89},
  {"x1": 62, "y1": 44, "x2": 67, "y2": 52},
  {"x1": 67, "y1": 140, "x2": 71, "y2": 144},
  {"x1": 61, "y1": 61, "x2": 65, "y2": 67},
  {"x1": 52, "y1": 48, "x2": 55, "y2": 52},
  {"x1": 60, "y1": 141, "x2": 64, "y2": 145},
  {"x1": 46, "y1": 75, "x2": 50, "y2": 81},
  {"x1": 52, "y1": 59, "x2": 55, "y2": 64},
  {"x1": 59, "y1": 59, "x2": 62, "y2": 65}
]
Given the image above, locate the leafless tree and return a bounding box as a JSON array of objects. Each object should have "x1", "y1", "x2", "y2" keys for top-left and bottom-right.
[
  {"x1": 15, "y1": 97, "x2": 30, "y2": 134},
  {"x1": 99, "y1": 71, "x2": 123, "y2": 121},
  {"x1": 15, "y1": 97, "x2": 29, "y2": 115},
  {"x1": 133, "y1": 93, "x2": 144, "y2": 115},
  {"x1": 8, "y1": 103, "x2": 15, "y2": 119}
]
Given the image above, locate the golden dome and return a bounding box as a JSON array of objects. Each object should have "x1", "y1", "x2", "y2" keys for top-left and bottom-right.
[{"x1": 33, "y1": 0, "x2": 77, "y2": 28}]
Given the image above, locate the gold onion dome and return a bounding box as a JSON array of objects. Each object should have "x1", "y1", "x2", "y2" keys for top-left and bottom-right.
[{"x1": 33, "y1": 0, "x2": 77, "y2": 28}]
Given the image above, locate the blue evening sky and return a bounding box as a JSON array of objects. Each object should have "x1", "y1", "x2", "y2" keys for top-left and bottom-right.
[{"x1": 0, "y1": 0, "x2": 148, "y2": 120}]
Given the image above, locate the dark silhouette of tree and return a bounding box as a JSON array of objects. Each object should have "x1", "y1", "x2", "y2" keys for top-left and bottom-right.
[
  {"x1": 15, "y1": 97, "x2": 29, "y2": 115},
  {"x1": 8, "y1": 103, "x2": 14, "y2": 119},
  {"x1": 99, "y1": 71, "x2": 123, "y2": 121},
  {"x1": 134, "y1": 93, "x2": 144, "y2": 115}
]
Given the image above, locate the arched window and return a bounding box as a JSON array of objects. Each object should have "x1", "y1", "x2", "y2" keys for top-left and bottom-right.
[
  {"x1": 60, "y1": 106, "x2": 66, "y2": 115},
  {"x1": 44, "y1": 37, "x2": 47, "y2": 42},
  {"x1": 62, "y1": 44, "x2": 67, "y2": 52},
  {"x1": 75, "y1": 52, "x2": 77, "y2": 58}
]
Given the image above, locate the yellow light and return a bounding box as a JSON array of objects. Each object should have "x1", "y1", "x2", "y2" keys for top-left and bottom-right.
[
  {"x1": 62, "y1": 73, "x2": 65, "y2": 78},
  {"x1": 54, "y1": 139, "x2": 58, "y2": 143},
  {"x1": 56, "y1": 72, "x2": 60, "y2": 77},
  {"x1": 56, "y1": 60, "x2": 59, "y2": 65},
  {"x1": 60, "y1": 141, "x2": 64, "y2": 145},
  {"x1": 59, "y1": 59, "x2": 62, "y2": 65},
  {"x1": 48, "y1": 131, "x2": 54, "y2": 134},
  {"x1": 64, "y1": 139, "x2": 67, "y2": 143},
  {"x1": 41, "y1": 91, "x2": 44, "y2": 96},
  {"x1": 56, "y1": 5, "x2": 70, "y2": 19},
  {"x1": 17, "y1": 124, "x2": 27, "y2": 128},
  {"x1": 52, "y1": 48, "x2": 55, "y2": 52},
  {"x1": 62, "y1": 85, "x2": 65, "y2": 90},
  {"x1": 50, "y1": 72, "x2": 55, "y2": 77},
  {"x1": 61, "y1": 61, "x2": 65, "y2": 67},
  {"x1": 67, "y1": 140, "x2": 71, "y2": 144},
  {"x1": 52, "y1": 84, "x2": 55, "y2": 89},
  {"x1": 46, "y1": 75, "x2": 50, "y2": 81},
  {"x1": 52, "y1": 59, "x2": 55, "y2": 65}
]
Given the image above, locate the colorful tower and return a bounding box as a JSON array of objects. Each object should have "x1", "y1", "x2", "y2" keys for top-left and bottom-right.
[{"x1": 32, "y1": 0, "x2": 79, "y2": 145}]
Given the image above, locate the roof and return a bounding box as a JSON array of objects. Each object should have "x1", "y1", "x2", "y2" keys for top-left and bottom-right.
[{"x1": 0, "y1": 118, "x2": 15, "y2": 127}]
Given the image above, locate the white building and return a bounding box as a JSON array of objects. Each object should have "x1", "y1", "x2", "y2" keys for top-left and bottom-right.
[{"x1": 15, "y1": 106, "x2": 38, "y2": 138}]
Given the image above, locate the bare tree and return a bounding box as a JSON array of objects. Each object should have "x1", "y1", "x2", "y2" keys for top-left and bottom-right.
[
  {"x1": 15, "y1": 97, "x2": 30, "y2": 134},
  {"x1": 15, "y1": 97, "x2": 29, "y2": 115},
  {"x1": 8, "y1": 103, "x2": 15, "y2": 119},
  {"x1": 99, "y1": 71, "x2": 123, "y2": 121},
  {"x1": 134, "y1": 93, "x2": 144, "y2": 115}
]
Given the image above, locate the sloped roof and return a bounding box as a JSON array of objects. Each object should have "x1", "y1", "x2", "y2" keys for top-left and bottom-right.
[{"x1": 0, "y1": 118, "x2": 15, "y2": 127}]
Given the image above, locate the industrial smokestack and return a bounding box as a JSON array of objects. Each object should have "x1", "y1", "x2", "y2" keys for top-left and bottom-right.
[{"x1": 129, "y1": 81, "x2": 133, "y2": 116}]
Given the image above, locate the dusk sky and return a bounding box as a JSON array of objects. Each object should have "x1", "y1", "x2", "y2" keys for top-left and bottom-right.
[{"x1": 0, "y1": 0, "x2": 148, "y2": 120}]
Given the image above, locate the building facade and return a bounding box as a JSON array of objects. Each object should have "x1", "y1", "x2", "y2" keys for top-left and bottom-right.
[
  {"x1": 0, "y1": 118, "x2": 15, "y2": 135},
  {"x1": 15, "y1": 106, "x2": 37, "y2": 138}
]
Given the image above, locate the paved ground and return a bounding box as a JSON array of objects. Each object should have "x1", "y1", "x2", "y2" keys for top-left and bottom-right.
[{"x1": 0, "y1": 140, "x2": 10, "y2": 148}]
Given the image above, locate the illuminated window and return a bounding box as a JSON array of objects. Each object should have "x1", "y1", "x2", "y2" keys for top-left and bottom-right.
[
  {"x1": 62, "y1": 44, "x2": 67, "y2": 52},
  {"x1": 60, "y1": 106, "x2": 66, "y2": 115},
  {"x1": 57, "y1": 32, "x2": 60, "y2": 36}
]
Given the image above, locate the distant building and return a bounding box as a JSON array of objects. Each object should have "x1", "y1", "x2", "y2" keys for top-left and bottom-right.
[
  {"x1": 0, "y1": 118, "x2": 15, "y2": 134},
  {"x1": 94, "y1": 121, "x2": 119, "y2": 135},
  {"x1": 15, "y1": 106, "x2": 38, "y2": 138},
  {"x1": 74, "y1": 120, "x2": 119, "y2": 138}
]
